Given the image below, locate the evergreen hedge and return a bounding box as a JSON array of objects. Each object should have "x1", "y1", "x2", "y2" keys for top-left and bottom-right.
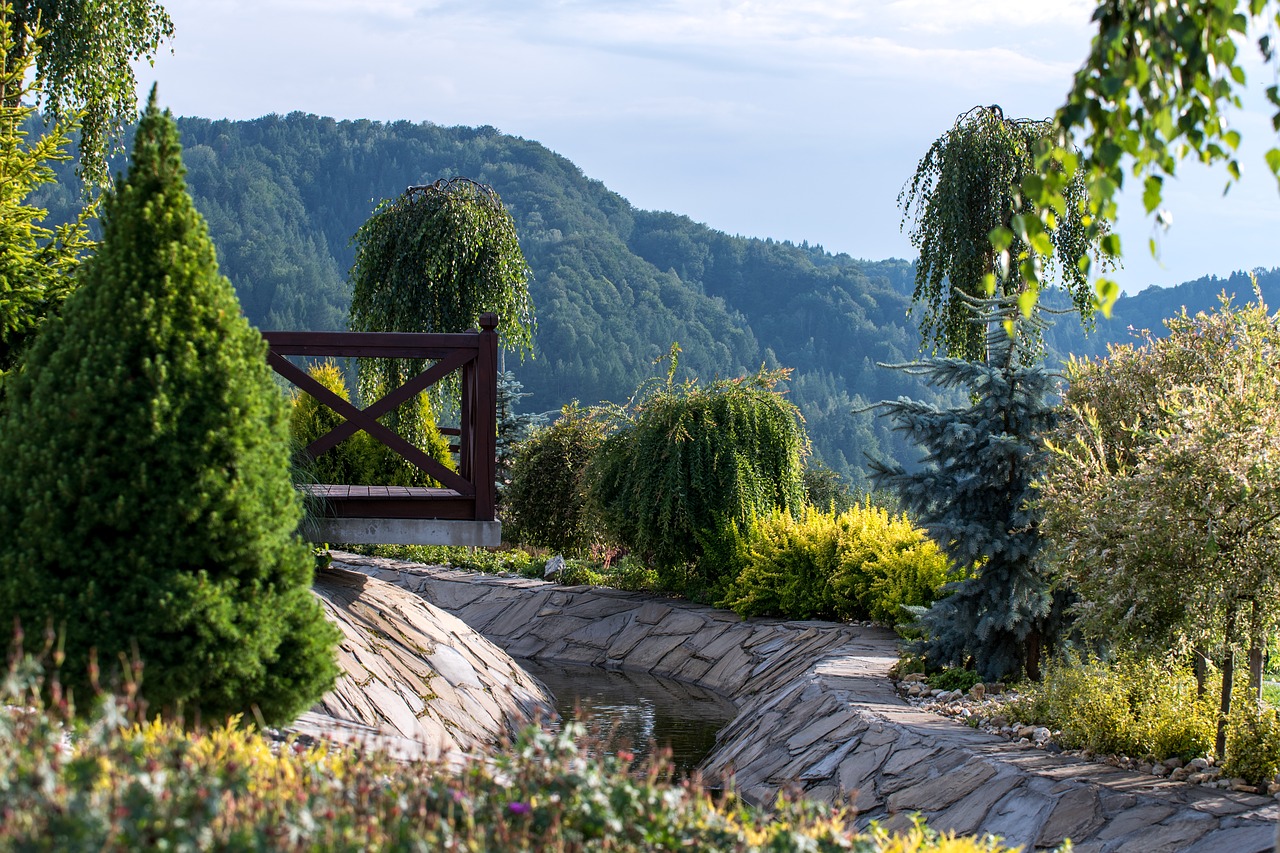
[
  {"x1": 503, "y1": 403, "x2": 608, "y2": 555},
  {"x1": 0, "y1": 91, "x2": 338, "y2": 724}
]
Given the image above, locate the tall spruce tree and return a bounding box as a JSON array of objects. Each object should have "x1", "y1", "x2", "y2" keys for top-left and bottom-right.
[
  {"x1": 867, "y1": 295, "x2": 1065, "y2": 680},
  {"x1": 0, "y1": 90, "x2": 338, "y2": 723}
]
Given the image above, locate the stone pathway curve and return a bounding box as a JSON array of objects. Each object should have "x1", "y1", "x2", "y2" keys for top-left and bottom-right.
[{"x1": 333, "y1": 552, "x2": 1277, "y2": 853}]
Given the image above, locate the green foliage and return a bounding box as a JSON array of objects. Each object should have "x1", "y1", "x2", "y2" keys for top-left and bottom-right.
[
  {"x1": 504, "y1": 403, "x2": 609, "y2": 555},
  {"x1": 718, "y1": 507, "x2": 843, "y2": 621},
  {"x1": 288, "y1": 360, "x2": 454, "y2": 488},
  {"x1": 1041, "y1": 292, "x2": 1280, "y2": 748},
  {"x1": 587, "y1": 369, "x2": 806, "y2": 598},
  {"x1": 1018, "y1": 1, "x2": 1280, "y2": 311},
  {"x1": 870, "y1": 296, "x2": 1065, "y2": 681},
  {"x1": 1008, "y1": 653, "x2": 1216, "y2": 761},
  {"x1": 0, "y1": 8, "x2": 92, "y2": 380},
  {"x1": 899, "y1": 105, "x2": 1107, "y2": 361},
  {"x1": 719, "y1": 503, "x2": 955, "y2": 627},
  {"x1": 0, "y1": 649, "x2": 1038, "y2": 852},
  {"x1": 927, "y1": 668, "x2": 981, "y2": 693},
  {"x1": 0, "y1": 93, "x2": 338, "y2": 724},
  {"x1": 496, "y1": 368, "x2": 544, "y2": 500},
  {"x1": 7, "y1": 0, "x2": 173, "y2": 189},
  {"x1": 1223, "y1": 704, "x2": 1280, "y2": 785},
  {"x1": 355, "y1": 543, "x2": 544, "y2": 577},
  {"x1": 347, "y1": 176, "x2": 535, "y2": 457},
  {"x1": 558, "y1": 557, "x2": 656, "y2": 590},
  {"x1": 802, "y1": 458, "x2": 855, "y2": 511},
  {"x1": 348, "y1": 176, "x2": 534, "y2": 354}
]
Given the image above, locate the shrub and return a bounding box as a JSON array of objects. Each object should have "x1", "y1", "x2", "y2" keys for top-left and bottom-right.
[
  {"x1": 588, "y1": 369, "x2": 807, "y2": 599},
  {"x1": 289, "y1": 360, "x2": 363, "y2": 484},
  {"x1": 719, "y1": 503, "x2": 955, "y2": 627},
  {"x1": 504, "y1": 403, "x2": 608, "y2": 555},
  {"x1": 1005, "y1": 653, "x2": 1215, "y2": 761},
  {"x1": 0, "y1": 649, "x2": 1045, "y2": 852},
  {"x1": 0, "y1": 93, "x2": 339, "y2": 724},
  {"x1": 1223, "y1": 703, "x2": 1280, "y2": 785},
  {"x1": 928, "y1": 668, "x2": 981, "y2": 693},
  {"x1": 718, "y1": 507, "x2": 842, "y2": 620},
  {"x1": 289, "y1": 360, "x2": 453, "y2": 488},
  {"x1": 830, "y1": 503, "x2": 958, "y2": 625},
  {"x1": 802, "y1": 459, "x2": 854, "y2": 512}
]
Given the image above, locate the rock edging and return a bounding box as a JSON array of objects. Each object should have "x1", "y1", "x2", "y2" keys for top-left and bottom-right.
[{"x1": 334, "y1": 552, "x2": 1279, "y2": 852}]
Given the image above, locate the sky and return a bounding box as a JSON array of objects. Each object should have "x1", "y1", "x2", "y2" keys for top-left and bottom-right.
[{"x1": 135, "y1": 0, "x2": 1280, "y2": 296}]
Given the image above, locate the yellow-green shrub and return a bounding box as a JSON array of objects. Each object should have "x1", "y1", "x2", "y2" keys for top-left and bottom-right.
[
  {"x1": 289, "y1": 360, "x2": 452, "y2": 487},
  {"x1": 1224, "y1": 703, "x2": 1280, "y2": 785},
  {"x1": 831, "y1": 502, "x2": 957, "y2": 625},
  {"x1": 719, "y1": 503, "x2": 954, "y2": 626},
  {"x1": 1006, "y1": 653, "x2": 1215, "y2": 760}
]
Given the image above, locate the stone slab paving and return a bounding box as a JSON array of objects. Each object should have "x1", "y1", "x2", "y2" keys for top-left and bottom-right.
[
  {"x1": 308, "y1": 564, "x2": 553, "y2": 763},
  {"x1": 332, "y1": 552, "x2": 1279, "y2": 852}
]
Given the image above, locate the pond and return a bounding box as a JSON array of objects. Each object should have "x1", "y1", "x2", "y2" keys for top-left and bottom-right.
[{"x1": 516, "y1": 659, "x2": 738, "y2": 778}]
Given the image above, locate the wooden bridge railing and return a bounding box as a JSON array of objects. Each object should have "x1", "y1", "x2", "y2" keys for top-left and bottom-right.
[{"x1": 262, "y1": 313, "x2": 498, "y2": 529}]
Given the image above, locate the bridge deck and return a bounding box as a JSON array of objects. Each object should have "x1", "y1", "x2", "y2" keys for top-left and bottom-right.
[{"x1": 301, "y1": 484, "x2": 476, "y2": 520}]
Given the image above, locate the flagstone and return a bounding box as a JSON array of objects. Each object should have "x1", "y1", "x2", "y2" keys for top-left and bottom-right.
[{"x1": 329, "y1": 552, "x2": 1280, "y2": 850}]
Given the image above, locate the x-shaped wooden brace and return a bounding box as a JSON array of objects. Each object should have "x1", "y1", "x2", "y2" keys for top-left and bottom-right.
[{"x1": 269, "y1": 349, "x2": 474, "y2": 495}]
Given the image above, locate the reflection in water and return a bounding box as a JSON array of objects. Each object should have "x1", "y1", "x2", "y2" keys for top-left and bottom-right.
[{"x1": 516, "y1": 659, "x2": 737, "y2": 778}]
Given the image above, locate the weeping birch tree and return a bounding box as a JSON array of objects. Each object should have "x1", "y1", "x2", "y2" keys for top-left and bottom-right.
[
  {"x1": 899, "y1": 105, "x2": 1108, "y2": 361},
  {"x1": 346, "y1": 177, "x2": 535, "y2": 473}
]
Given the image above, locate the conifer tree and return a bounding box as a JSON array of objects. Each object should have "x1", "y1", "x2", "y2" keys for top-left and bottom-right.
[
  {"x1": 867, "y1": 295, "x2": 1065, "y2": 680},
  {"x1": 0, "y1": 90, "x2": 338, "y2": 723}
]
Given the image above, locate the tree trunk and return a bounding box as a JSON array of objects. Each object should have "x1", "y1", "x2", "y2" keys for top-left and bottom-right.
[
  {"x1": 1025, "y1": 628, "x2": 1042, "y2": 682},
  {"x1": 1248, "y1": 600, "x2": 1264, "y2": 710},
  {"x1": 1216, "y1": 604, "x2": 1238, "y2": 759},
  {"x1": 1193, "y1": 646, "x2": 1208, "y2": 699}
]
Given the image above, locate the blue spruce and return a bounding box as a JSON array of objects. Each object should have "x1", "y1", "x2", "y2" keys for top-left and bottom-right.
[{"x1": 868, "y1": 295, "x2": 1067, "y2": 681}]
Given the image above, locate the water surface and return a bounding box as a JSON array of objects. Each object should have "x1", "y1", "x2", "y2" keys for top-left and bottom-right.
[{"x1": 517, "y1": 659, "x2": 737, "y2": 778}]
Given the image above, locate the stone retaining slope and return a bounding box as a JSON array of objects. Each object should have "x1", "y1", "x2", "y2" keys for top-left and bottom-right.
[
  {"x1": 310, "y1": 565, "x2": 552, "y2": 762},
  {"x1": 333, "y1": 552, "x2": 1278, "y2": 852}
]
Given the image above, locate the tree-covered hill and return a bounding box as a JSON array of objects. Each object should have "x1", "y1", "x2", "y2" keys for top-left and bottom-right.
[
  {"x1": 34, "y1": 112, "x2": 1278, "y2": 487},
  {"x1": 1042, "y1": 267, "x2": 1280, "y2": 360},
  {"x1": 39, "y1": 113, "x2": 951, "y2": 487}
]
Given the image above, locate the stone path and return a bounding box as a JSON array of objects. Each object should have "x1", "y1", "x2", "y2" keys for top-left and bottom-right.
[{"x1": 333, "y1": 552, "x2": 1279, "y2": 852}]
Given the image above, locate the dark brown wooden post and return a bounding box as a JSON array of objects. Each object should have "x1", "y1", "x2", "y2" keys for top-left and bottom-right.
[{"x1": 474, "y1": 313, "x2": 499, "y2": 521}]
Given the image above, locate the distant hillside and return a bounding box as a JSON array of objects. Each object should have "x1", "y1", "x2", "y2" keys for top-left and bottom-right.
[
  {"x1": 1043, "y1": 267, "x2": 1280, "y2": 360},
  {"x1": 33, "y1": 113, "x2": 1277, "y2": 487}
]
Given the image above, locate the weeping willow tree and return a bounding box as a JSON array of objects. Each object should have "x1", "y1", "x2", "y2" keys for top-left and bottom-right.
[
  {"x1": 899, "y1": 105, "x2": 1107, "y2": 361},
  {"x1": 347, "y1": 177, "x2": 534, "y2": 455},
  {"x1": 586, "y1": 366, "x2": 807, "y2": 599}
]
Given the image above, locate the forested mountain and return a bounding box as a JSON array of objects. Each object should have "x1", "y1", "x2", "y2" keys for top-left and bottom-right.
[
  {"x1": 33, "y1": 112, "x2": 1280, "y2": 487},
  {"x1": 1042, "y1": 267, "x2": 1280, "y2": 360}
]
